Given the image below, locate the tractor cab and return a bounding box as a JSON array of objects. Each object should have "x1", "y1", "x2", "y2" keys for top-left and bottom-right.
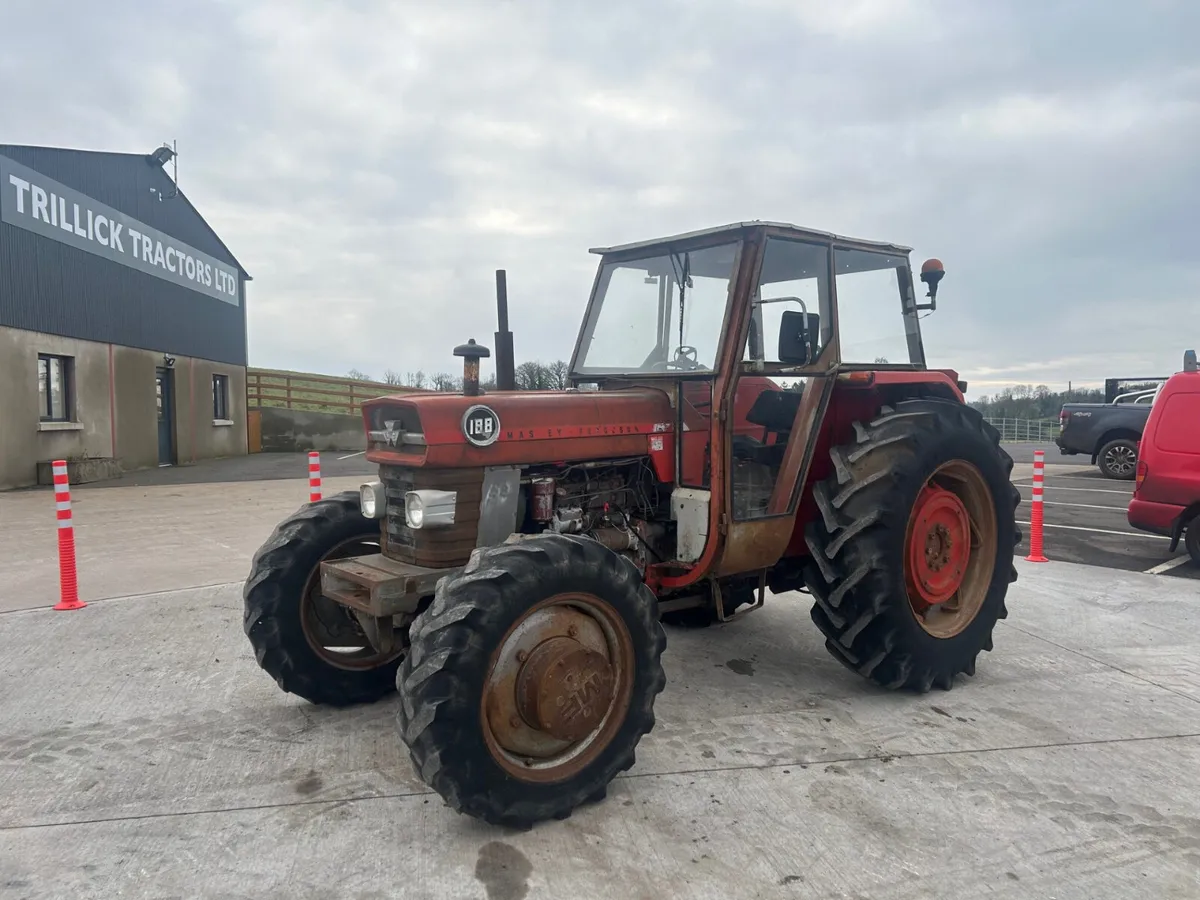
[
  {"x1": 569, "y1": 222, "x2": 949, "y2": 594},
  {"x1": 572, "y1": 220, "x2": 934, "y2": 386}
]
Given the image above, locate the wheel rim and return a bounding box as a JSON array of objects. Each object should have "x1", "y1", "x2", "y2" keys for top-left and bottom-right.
[
  {"x1": 903, "y1": 460, "x2": 997, "y2": 639},
  {"x1": 481, "y1": 592, "x2": 635, "y2": 784},
  {"x1": 299, "y1": 534, "x2": 407, "y2": 671},
  {"x1": 1105, "y1": 445, "x2": 1136, "y2": 476}
]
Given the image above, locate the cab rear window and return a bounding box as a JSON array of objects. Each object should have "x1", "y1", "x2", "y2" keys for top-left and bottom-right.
[{"x1": 1154, "y1": 391, "x2": 1200, "y2": 453}]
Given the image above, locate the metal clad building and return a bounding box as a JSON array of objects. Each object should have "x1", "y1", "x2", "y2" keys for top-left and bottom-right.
[{"x1": 0, "y1": 143, "x2": 251, "y2": 489}]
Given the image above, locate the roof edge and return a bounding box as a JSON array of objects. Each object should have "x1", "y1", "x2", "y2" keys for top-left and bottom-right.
[{"x1": 590, "y1": 220, "x2": 913, "y2": 255}]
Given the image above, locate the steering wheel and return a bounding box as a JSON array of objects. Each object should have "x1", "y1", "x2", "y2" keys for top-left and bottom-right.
[
  {"x1": 665, "y1": 346, "x2": 701, "y2": 371},
  {"x1": 649, "y1": 346, "x2": 704, "y2": 372}
]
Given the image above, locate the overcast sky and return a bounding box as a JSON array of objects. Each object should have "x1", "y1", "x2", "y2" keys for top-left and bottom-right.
[{"x1": 3, "y1": 0, "x2": 1197, "y2": 397}]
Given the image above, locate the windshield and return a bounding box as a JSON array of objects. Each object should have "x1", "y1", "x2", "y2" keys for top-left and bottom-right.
[
  {"x1": 574, "y1": 242, "x2": 739, "y2": 375},
  {"x1": 834, "y1": 248, "x2": 919, "y2": 364}
]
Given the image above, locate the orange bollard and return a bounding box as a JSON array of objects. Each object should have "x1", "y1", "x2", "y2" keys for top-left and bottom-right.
[
  {"x1": 1024, "y1": 449, "x2": 1049, "y2": 563},
  {"x1": 308, "y1": 451, "x2": 322, "y2": 502},
  {"x1": 51, "y1": 460, "x2": 87, "y2": 610}
]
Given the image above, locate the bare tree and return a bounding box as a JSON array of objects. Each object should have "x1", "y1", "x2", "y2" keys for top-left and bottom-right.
[
  {"x1": 404, "y1": 370, "x2": 427, "y2": 390},
  {"x1": 547, "y1": 360, "x2": 570, "y2": 390},
  {"x1": 348, "y1": 368, "x2": 371, "y2": 382},
  {"x1": 382, "y1": 369, "x2": 404, "y2": 385},
  {"x1": 515, "y1": 361, "x2": 552, "y2": 390},
  {"x1": 430, "y1": 372, "x2": 462, "y2": 392}
]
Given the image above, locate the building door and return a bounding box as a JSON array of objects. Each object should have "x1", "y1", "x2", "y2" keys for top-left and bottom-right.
[{"x1": 155, "y1": 367, "x2": 175, "y2": 466}]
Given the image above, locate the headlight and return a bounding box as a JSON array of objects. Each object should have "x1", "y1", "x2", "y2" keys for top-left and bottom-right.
[
  {"x1": 405, "y1": 493, "x2": 424, "y2": 528},
  {"x1": 359, "y1": 481, "x2": 386, "y2": 519},
  {"x1": 404, "y1": 489, "x2": 456, "y2": 529}
]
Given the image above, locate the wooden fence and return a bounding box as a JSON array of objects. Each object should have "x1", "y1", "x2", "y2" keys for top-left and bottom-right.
[{"x1": 246, "y1": 368, "x2": 424, "y2": 415}]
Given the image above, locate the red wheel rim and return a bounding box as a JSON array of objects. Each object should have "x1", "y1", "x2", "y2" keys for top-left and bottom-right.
[
  {"x1": 905, "y1": 485, "x2": 971, "y2": 607},
  {"x1": 902, "y1": 460, "x2": 997, "y2": 639}
]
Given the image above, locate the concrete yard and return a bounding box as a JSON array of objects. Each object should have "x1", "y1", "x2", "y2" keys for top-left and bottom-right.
[
  {"x1": 1, "y1": 456, "x2": 1199, "y2": 899},
  {"x1": 0, "y1": 475, "x2": 370, "y2": 614}
]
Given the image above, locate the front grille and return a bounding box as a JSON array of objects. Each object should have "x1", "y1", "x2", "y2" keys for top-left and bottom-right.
[{"x1": 380, "y1": 466, "x2": 484, "y2": 568}]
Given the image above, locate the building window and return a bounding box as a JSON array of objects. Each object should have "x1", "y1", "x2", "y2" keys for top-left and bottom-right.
[
  {"x1": 37, "y1": 354, "x2": 73, "y2": 422},
  {"x1": 212, "y1": 374, "x2": 230, "y2": 421}
]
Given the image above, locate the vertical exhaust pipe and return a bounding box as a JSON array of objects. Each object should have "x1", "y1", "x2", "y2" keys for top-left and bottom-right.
[{"x1": 494, "y1": 269, "x2": 516, "y2": 391}]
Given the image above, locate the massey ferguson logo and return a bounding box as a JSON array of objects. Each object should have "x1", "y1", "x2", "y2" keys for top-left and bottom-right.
[{"x1": 369, "y1": 420, "x2": 401, "y2": 446}]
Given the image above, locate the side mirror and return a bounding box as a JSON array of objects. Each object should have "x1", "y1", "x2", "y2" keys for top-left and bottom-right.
[{"x1": 778, "y1": 310, "x2": 820, "y2": 365}]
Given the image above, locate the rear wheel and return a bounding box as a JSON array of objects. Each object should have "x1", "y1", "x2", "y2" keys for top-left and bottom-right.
[
  {"x1": 397, "y1": 533, "x2": 666, "y2": 828},
  {"x1": 804, "y1": 400, "x2": 1020, "y2": 692},
  {"x1": 244, "y1": 492, "x2": 407, "y2": 706},
  {"x1": 1097, "y1": 438, "x2": 1138, "y2": 480}
]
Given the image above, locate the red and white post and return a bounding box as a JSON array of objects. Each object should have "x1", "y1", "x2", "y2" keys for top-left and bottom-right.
[
  {"x1": 308, "y1": 451, "x2": 322, "y2": 502},
  {"x1": 1024, "y1": 449, "x2": 1049, "y2": 563},
  {"x1": 51, "y1": 460, "x2": 86, "y2": 610}
]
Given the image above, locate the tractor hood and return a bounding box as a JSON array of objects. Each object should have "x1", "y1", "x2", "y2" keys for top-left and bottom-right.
[{"x1": 361, "y1": 388, "x2": 677, "y2": 468}]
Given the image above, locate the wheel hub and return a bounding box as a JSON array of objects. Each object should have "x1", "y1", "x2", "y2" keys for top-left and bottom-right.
[
  {"x1": 925, "y1": 523, "x2": 953, "y2": 571},
  {"x1": 516, "y1": 637, "x2": 615, "y2": 742},
  {"x1": 482, "y1": 597, "x2": 631, "y2": 776},
  {"x1": 906, "y1": 484, "x2": 972, "y2": 608}
]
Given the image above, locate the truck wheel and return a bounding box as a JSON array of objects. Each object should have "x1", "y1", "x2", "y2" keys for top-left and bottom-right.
[
  {"x1": 804, "y1": 400, "x2": 1021, "y2": 692},
  {"x1": 397, "y1": 533, "x2": 667, "y2": 828},
  {"x1": 244, "y1": 491, "x2": 406, "y2": 706},
  {"x1": 1186, "y1": 520, "x2": 1200, "y2": 566},
  {"x1": 1097, "y1": 439, "x2": 1138, "y2": 480}
]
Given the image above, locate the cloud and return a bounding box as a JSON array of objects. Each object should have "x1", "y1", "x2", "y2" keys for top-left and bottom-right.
[{"x1": 2, "y1": 0, "x2": 1197, "y2": 396}]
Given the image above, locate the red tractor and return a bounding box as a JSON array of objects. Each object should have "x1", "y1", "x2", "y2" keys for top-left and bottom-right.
[{"x1": 244, "y1": 221, "x2": 1020, "y2": 827}]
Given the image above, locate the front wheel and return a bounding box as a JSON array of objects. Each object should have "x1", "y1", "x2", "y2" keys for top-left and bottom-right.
[
  {"x1": 804, "y1": 400, "x2": 1021, "y2": 692},
  {"x1": 396, "y1": 533, "x2": 666, "y2": 828},
  {"x1": 243, "y1": 491, "x2": 407, "y2": 706},
  {"x1": 1097, "y1": 438, "x2": 1138, "y2": 480}
]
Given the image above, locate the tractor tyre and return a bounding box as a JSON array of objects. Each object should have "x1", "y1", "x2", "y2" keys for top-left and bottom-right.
[
  {"x1": 1097, "y1": 438, "x2": 1139, "y2": 480},
  {"x1": 244, "y1": 491, "x2": 406, "y2": 706},
  {"x1": 804, "y1": 400, "x2": 1021, "y2": 692},
  {"x1": 396, "y1": 533, "x2": 667, "y2": 828}
]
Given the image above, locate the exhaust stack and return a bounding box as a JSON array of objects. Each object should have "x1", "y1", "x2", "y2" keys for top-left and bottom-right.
[{"x1": 494, "y1": 269, "x2": 516, "y2": 391}]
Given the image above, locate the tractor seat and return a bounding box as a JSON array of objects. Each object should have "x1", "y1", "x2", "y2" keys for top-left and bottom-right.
[{"x1": 745, "y1": 387, "x2": 803, "y2": 434}]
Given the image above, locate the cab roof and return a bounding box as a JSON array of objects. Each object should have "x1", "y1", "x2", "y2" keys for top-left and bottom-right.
[{"x1": 589, "y1": 220, "x2": 913, "y2": 256}]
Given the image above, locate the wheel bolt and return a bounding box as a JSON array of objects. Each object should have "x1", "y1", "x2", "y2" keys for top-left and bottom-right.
[
  {"x1": 567, "y1": 625, "x2": 579, "y2": 638},
  {"x1": 516, "y1": 650, "x2": 528, "y2": 663},
  {"x1": 510, "y1": 716, "x2": 521, "y2": 729}
]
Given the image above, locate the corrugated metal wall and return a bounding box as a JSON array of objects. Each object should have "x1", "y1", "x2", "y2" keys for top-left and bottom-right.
[{"x1": 0, "y1": 145, "x2": 248, "y2": 366}]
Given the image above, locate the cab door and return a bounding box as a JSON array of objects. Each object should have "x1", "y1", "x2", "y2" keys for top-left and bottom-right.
[{"x1": 713, "y1": 235, "x2": 839, "y2": 576}]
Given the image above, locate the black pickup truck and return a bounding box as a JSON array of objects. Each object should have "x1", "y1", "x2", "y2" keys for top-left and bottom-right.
[{"x1": 1056, "y1": 388, "x2": 1160, "y2": 479}]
